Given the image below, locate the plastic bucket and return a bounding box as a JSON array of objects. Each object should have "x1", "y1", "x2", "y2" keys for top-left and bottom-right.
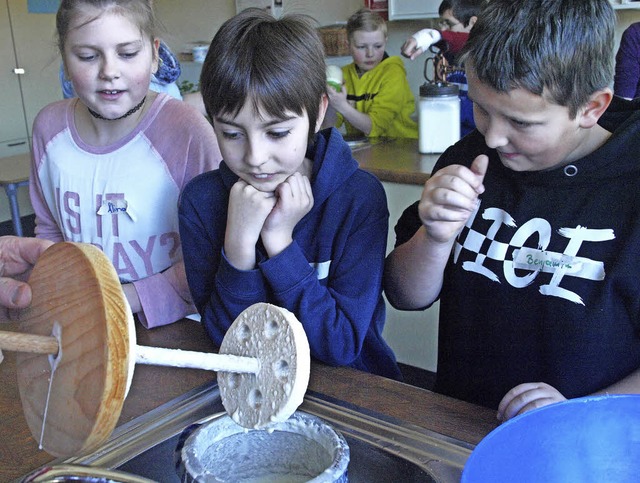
[
  {"x1": 177, "y1": 411, "x2": 349, "y2": 482},
  {"x1": 462, "y1": 395, "x2": 640, "y2": 482}
]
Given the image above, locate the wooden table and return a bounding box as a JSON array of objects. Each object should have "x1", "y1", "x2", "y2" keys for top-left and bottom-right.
[
  {"x1": 0, "y1": 152, "x2": 31, "y2": 236},
  {"x1": 0, "y1": 317, "x2": 498, "y2": 481},
  {"x1": 352, "y1": 138, "x2": 439, "y2": 186}
]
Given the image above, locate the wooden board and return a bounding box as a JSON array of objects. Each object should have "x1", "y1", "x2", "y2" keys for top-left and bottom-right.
[
  {"x1": 16, "y1": 242, "x2": 132, "y2": 457},
  {"x1": 218, "y1": 303, "x2": 310, "y2": 429}
]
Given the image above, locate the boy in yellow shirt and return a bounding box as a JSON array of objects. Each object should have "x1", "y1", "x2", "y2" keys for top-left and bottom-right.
[{"x1": 324, "y1": 7, "x2": 418, "y2": 139}]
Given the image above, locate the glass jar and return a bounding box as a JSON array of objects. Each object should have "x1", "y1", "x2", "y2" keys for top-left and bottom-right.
[{"x1": 418, "y1": 82, "x2": 460, "y2": 154}]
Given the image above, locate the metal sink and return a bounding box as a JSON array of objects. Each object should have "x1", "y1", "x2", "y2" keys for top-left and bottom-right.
[
  {"x1": 343, "y1": 136, "x2": 388, "y2": 152},
  {"x1": 47, "y1": 381, "x2": 473, "y2": 482}
]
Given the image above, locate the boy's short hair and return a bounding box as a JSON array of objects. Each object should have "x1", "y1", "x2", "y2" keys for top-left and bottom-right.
[
  {"x1": 460, "y1": 0, "x2": 614, "y2": 118},
  {"x1": 200, "y1": 8, "x2": 326, "y2": 141},
  {"x1": 439, "y1": 0, "x2": 485, "y2": 28},
  {"x1": 346, "y1": 7, "x2": 387, "y2": 41}
]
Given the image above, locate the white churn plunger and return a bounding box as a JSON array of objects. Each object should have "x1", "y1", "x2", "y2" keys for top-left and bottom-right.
[{"x1": 0, "y1": 242, "x2": 310, "y2": 457}]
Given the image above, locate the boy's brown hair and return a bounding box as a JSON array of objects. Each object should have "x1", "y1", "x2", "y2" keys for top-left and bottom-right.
[
  {"x1": 346, "y1": 7, "x2": 387, "y2": 41},
  {"x1": 200, "y1": 8, "x2": 326, "y2": 142},
  {"x1": 460, "y1": 0, "x2": 614, "y2": 118}
]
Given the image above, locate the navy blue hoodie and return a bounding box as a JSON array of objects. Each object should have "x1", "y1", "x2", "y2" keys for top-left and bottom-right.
[{"x1": 179, "y1": 128, "x2": 401, "y2": 380}]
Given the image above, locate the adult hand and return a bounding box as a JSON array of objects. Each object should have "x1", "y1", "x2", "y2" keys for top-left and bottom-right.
[
  {"x1": 261, "y1": 172, "x2": 314, "y2": 257},
  {"x1": 497, "y1": 382, "x2": 567, "y2": 422},
  {"x1": 0, "y1": 236, "x2": 53, "y2": 320},
  {"x1": 418, "y1": 154, "x2": 487, "y2": 244}
]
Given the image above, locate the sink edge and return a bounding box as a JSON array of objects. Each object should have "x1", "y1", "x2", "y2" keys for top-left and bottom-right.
[{"x1": 32, "y1": 381, "x2": 473, "y2": 482}]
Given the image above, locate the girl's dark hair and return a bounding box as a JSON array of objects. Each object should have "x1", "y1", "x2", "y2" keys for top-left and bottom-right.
[
  {"x1": 56, "y1": 0, "x2": 157, "y2": 54},
  {"x1": 460, "y1": 0, "x2": 614, "y2": 118},
  {"x1": 200, "y1": 8, "x2": 327, "y2": 142}
]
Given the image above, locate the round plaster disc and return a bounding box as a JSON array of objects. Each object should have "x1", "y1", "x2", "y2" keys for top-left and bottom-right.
[
  {"x1": 16, "y1": 242, "x2": 134, "y2": 457},
  {"x1": 218, "y1": 303, "x2": 311, "y2": 429}
]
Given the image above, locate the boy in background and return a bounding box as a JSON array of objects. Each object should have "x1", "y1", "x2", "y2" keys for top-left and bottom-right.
[
  {"x1": 324, "y1": 8, "x2": 418, "y2": 139},
  {"x1": 401, "y1": 0, "x2": 485, "y2": 136},
  {"x1": 385, "y1": 0, "x2": 640, "y2": 420}
]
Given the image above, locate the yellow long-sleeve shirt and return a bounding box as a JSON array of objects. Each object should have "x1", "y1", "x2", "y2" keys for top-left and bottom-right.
[{"x1": 338, "y1": 56, "x2": 418, "y2": 139}]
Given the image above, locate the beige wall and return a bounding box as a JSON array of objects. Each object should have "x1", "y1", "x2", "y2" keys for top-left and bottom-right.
[
  {"x1": 153, "y1": 3, "x2": 640, "y2": 106},
  {"x1": 154, "y1": 0, "x2": 362, "y2": 55}
]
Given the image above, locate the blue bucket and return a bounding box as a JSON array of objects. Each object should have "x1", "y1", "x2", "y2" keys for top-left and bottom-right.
[{"x1": 462, "y1": 395, "x2": 640, "y2": 482}]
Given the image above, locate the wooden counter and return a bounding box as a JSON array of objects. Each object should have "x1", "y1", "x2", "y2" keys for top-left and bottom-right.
[
  {"x1": 0, "y1": 317, "x2": 498, "y2": 481},
  {"x1": 351, "y1": 138, "x2": 439, "y2": 186}
]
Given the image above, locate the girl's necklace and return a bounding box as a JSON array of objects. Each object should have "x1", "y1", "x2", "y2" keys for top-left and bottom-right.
[{"x1": 88, "y1": 96, "x2": 146, "y2": 121}]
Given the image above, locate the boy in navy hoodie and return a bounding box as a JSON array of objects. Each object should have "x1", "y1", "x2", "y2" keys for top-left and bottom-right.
[
  {"x1": 385, "y1": 0, "x2": 640, "y2": 418},
  {"x1": 179, "y1": 8, "x2": 401, "y2": 380}
]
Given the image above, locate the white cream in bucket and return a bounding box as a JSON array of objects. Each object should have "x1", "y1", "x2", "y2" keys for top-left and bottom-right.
[{"x1": 177, "y1": 411, "x2": 349, "y2": 482}]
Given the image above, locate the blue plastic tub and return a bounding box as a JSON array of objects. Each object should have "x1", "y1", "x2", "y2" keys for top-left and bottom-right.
[{"x1": 462, "y1": 395, "x2": 640, "y2": 482}]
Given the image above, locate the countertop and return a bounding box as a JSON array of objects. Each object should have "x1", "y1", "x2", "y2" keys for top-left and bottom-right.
[
  {"x1": 351, "y1": 138, "x2": 439, "y2": 186},
  {"x1": 0, "y1": 318, "x2": 498, "y2": 481}
]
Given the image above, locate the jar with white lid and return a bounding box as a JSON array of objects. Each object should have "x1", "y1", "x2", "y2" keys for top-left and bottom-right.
[{"x1": 418, "y1": 82, "x2": 460, "y2": 154}]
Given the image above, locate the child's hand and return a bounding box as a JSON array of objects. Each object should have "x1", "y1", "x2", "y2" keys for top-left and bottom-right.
[
  {"x1": 402, "y1": 29, "x2": 441, "y2": 61},
  {"x1": 261, "y1": 172, "x2": 314, "y2": 257},
  {"x1": 225, "y1": 179, "x2": 277, "y2": 270},
  {"x1": 401, "y1": 37, "x2": 424, "y2": 60},
  {"x1": 497, "y1": 382, "x2": 567, "y2": 422},
  {"x1": 327, "y1": 83, "x2": 349, "y2": 112},
  {"x1": 418, "y1": 154, "x2": 487, "y2": 244}
]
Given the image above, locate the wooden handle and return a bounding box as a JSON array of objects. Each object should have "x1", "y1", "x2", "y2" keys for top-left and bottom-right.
[{"x1": 0, "y1": 330, "x2": 58, "y2": 355}]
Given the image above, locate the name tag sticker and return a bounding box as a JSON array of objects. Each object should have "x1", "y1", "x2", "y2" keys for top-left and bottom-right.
[
  {"x1": 513, "y1": 247, "x2": 581, "y2": 274},
  {"x1": 97, "y1": 199, "x2": 137, "y2": 222}
]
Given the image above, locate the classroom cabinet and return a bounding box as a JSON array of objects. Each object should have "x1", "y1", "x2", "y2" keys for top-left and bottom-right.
[
  {"x1": 0, "y1": 0, "x2": 60, "y2": 158},
  {"x1": 0, "y1": 1, "x2": 29, "y2": 157},
  {"x1": 389, "y1": 0, "x2": 440, "y2": 20},
  {"x1": 0, "y1": 1, "x2": 59, "y2": 222}
]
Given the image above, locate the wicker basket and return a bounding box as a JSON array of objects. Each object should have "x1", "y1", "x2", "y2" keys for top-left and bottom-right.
[{"x1": 318, "y1": 24, "x2": 349, "y2": 57}]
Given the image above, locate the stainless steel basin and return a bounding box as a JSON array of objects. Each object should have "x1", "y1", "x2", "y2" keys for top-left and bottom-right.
[
  {"x1": 44, "y1": 381, "x2": 473, "y2": 482},
  {"x1": 344, "y1": 135, "x2": 389, "y2": 152},
  {"x1": 345, "y1": 138, "x2": 372, "y2": 152}
]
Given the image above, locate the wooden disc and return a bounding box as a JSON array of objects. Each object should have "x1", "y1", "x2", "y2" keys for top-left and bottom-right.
[
  {"x1": 16, "y1": 242, "x2": 134, "y2": 457},
  {"x1": 218, "y1": 303, "x2": 310, "y2": 429}
]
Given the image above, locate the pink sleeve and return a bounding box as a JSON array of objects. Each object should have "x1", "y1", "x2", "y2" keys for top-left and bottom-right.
[
  {"x1": 133, "y1": 260, "x2": 195, "y2": 328},
  {"x1": 133, "y1": 100, "x2": 221, "y2": 327},
  {"x1": 30, "y1": 103, "x2": 66, "y2": 242},
  {"x1": 29, "y1": 176, "x2": 65, "y2": 242},
  {"x1": 148, "y1": 99, "x2": 222, "y2": 189}
]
